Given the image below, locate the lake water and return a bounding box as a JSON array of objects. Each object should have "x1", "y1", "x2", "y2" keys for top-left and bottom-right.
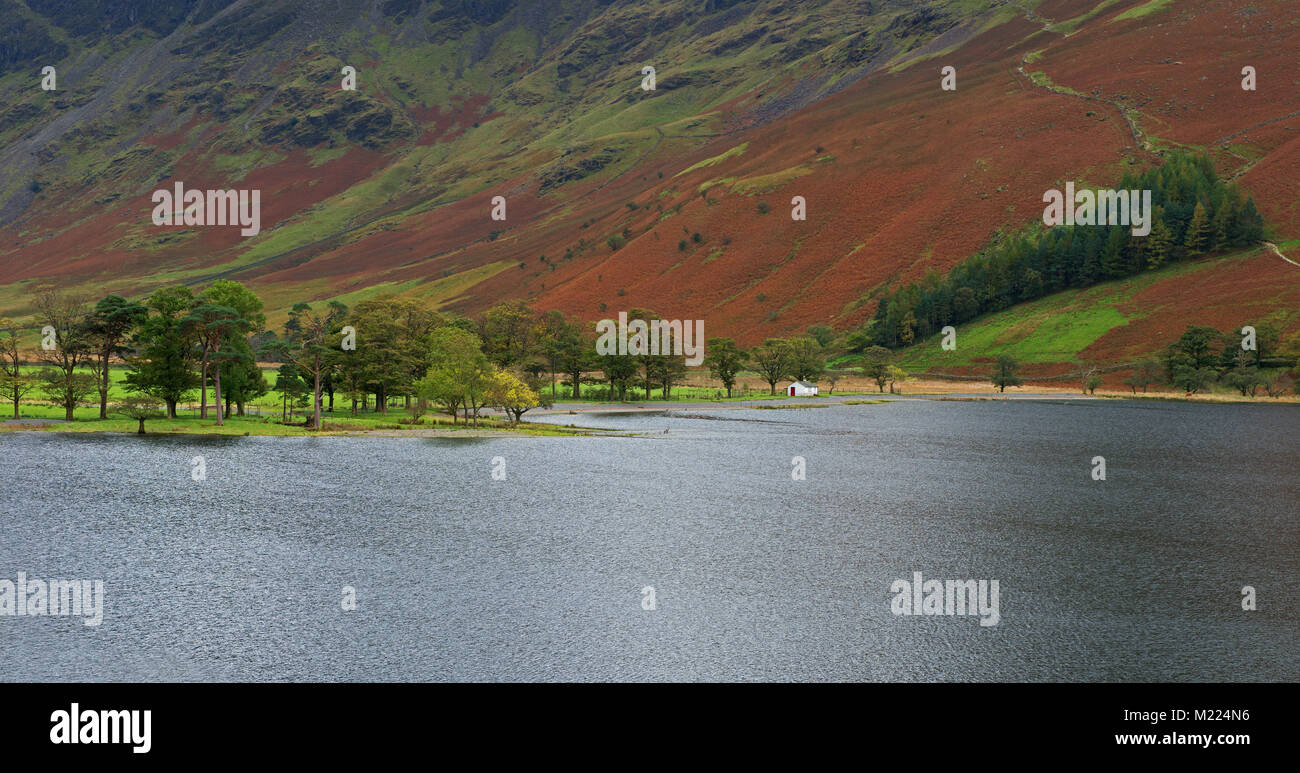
[{"x1": 1, "y1": 398, "x2": 1297, "y2": 681}]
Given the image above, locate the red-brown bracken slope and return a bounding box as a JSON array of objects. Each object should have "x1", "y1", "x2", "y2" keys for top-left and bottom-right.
[{"x1": 1, "y1": 0, "x2": 1296, "y2": 359}]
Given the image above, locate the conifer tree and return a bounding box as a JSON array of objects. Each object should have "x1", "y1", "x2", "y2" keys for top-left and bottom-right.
[
  {"x1": 1145, "y1": 216, "x2": 1173, "y2": 270},
  {"x1": 1184, "y1": 201, "x2": 1211, "y2": 254}
]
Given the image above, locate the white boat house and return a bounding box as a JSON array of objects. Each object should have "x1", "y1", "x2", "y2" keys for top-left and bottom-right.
[{"x1": 786, "y1": 381, "x2": 819, "y2": 397}]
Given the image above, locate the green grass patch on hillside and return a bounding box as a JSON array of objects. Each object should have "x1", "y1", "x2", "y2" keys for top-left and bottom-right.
[
  {"x1": 1112, "y1": 0, "x2": 1174, "y2": 22},
  {"x1": 306, "y1": 146, "x2": 349, "y2": 167},
  {"x1": 675, "y1": 143, "x2": 749, "y2": 177},
  {"x1": 898, "y1": 301, "x2": 1128, "y2": 369},
  {"x1": 893, "y1": 254, "x2": 1243, "y2": 369},
  {"x1": 729, "y1": 165, "x2": 814, "y2": 195},
  {"x1": 1048, "y1": 0, "x2": 1126, "y2": 35},
  {"x1": 208, "y1": 148, "x2": 286, "y2": 179},
  {"x1": 1024, "y1": 69, "x2": 1088, "y2": 98}
]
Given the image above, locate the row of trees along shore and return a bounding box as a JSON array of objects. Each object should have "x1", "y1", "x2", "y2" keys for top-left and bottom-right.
[
  {"x1": 0, "y1": 287, "x2": 562, "y2": 428},
  {"x1": 986, "y1": 321, "x2": 1296, "y2": 397},
  {"x1": 2, "y1": 284, "x2": 1296, "y2": 430},
  {"x1": 0, "y1": 291, "x2": 851, "y2": 428}
]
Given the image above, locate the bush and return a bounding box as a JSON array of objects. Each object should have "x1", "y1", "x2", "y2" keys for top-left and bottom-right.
[{"x1": 1264, "y1": 372, "x2": 1294, "y2": 398}]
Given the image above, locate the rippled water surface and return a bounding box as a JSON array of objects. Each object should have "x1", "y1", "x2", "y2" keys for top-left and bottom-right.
[{"x1": 1, "y1": 398, "x2": 1297, "y2": 681}]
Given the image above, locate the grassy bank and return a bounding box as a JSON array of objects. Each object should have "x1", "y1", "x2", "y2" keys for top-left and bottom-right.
[{"x1": 0, "y1": 404, "x2": 610, "y2": 438}]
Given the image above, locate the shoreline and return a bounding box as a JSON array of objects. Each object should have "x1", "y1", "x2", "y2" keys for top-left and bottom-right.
[
  {"x1": 0, "y1": 418, "x2": 634, "y2": 439},
  {"x1": 4, "y1": 389, "x2": 1295, "y2": 438}
]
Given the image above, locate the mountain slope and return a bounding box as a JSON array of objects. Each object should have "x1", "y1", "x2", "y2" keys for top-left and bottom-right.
[{"x1": 1, "y1": 0, "x2": 1297, "y2": 363}]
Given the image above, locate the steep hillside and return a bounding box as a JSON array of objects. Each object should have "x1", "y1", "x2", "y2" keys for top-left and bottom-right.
[{"x1": 0, "y1": 0, "x2": 1296, "y2": 364}]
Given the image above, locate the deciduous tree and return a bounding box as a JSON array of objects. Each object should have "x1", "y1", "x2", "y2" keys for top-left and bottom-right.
[
  {"x1": 33, "y1": 289, "x2": 92, "y2": 420},
  {"x1": 991, "y1": 354, "x2": 1023, "y2": 393},
  {"x1": 750, "y1": 339, "x2": 790, "y2": 395},
  {"x1": 703, "y1": 337, "x2": 745, "y2": 398},
  {"x1": 487, "y1": 368, "x2": 542, "y2": 424},
  {"x1": 786, "y1": 336, "x2": 825, "y2": 383},
  {"x1": 0, "y1": 318, "x2": 35, "y2": 419}
]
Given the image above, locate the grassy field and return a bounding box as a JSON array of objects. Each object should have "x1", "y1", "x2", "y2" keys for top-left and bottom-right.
[
  {"x1": 891, "y1": 250, "x2": 1278, "y2": 370},
  {"x1": 0, "y1": 366, "x2": 594, "y2": 436},
  {"x1": 894, "y1": 289, "x2": 1133, "y2": 370},
  {"x1": 1, "y1": 403, "x2": 605, "y2": 437}
]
